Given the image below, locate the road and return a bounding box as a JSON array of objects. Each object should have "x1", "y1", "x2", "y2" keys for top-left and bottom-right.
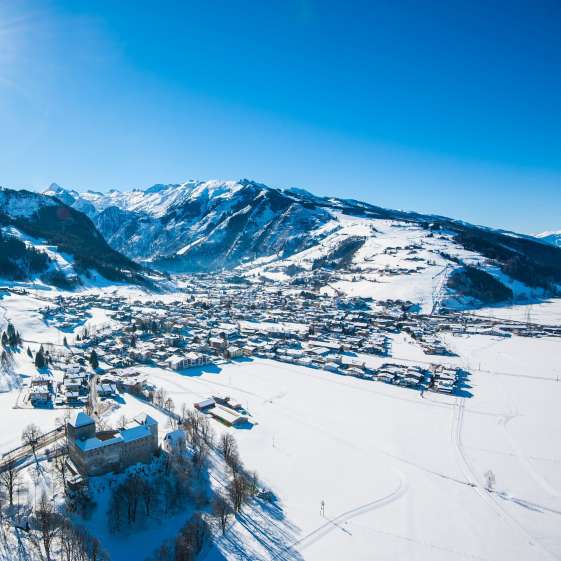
[
  {"x1": 0, "y1": 427, "x2": 65, "y2": 473},
  {"x1": 88, "y1": 373, "x2": 100, "y2": 420}
]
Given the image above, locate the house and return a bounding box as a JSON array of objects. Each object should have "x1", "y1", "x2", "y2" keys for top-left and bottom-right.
[
  {"x1": 324, "y1": 362, "x2": 340, "y2": 373},
  {"x1": 29, "y1": 384, "x2": 51, "y2": 405},
  {"x1": 225, "y1": 346, "x2": 243, "y2": 359},
  {"x1": 65, "y1": 391, "x2": 81, "y2": 404},
  {"x1": 96, "y1": 383, "x2": 117, "y2": 397},
  {"x1": 163, "y1": 429, "x2": 186, "y2": 453},
  {"x1": 209, "y1": 337, "x2": 225, "y2": 350}
]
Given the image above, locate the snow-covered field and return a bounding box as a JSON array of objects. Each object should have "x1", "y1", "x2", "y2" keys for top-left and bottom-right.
[
  {"x1": 1, "y1": 288, "x2": 561, "y2": 561},
  {"x1": 123, "y1": 340, "x2": 561, "y2": 561}
]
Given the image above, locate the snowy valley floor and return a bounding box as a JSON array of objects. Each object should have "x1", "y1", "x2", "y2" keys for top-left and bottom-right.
[
  {"x1": 120, "y1": 341, "x2": 561, "y2": 561},
  {"x1": 0, "y1": 291, "x2": 560, "y2": 560}
]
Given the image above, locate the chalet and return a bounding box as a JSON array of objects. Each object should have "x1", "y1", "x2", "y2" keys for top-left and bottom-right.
[
  {"x1": 209, "y1": 337, "x2": 225, "y2": 350},
  {"x1": 29, "y1": 384, "x2": 51, "y2": 405},
  {"x1": 96, "y1": 383, "x2": 117, "y2": 397}
]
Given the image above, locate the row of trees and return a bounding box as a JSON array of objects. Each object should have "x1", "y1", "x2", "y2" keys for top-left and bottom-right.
[
  {"x1": 1, "y1": 323, "x2": 22, "y2": 348},
  {"x1": 107, "y1": 464, "x2": 194, "y2": 533},
  {"x1": 0, "y1": 423, "x2": 45, "y2": 507},
  {"x1": 0, "y1": 420, "x2": 106, "y2": 561},
  {"x1": 32, "y1": 491, "x2": 110, "y2": 561}
]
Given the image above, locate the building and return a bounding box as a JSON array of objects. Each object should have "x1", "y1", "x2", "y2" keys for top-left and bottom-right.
[
  {"x1": 208, "y1": 405, "x2": 248, "y2": 427},
  {"x1": 163, "y1": 429, "x2": 186, "y2": 453},
  {"x1": 67, "y1": 411, "x2": 158, "y2": 476},
  {"x1": 194, "y1": 397, "x2": 215, "y2": 411},
  {"x1": 225, "y1": 346, "x2": 243, "y2": 359},
  {"x1": 167, "y1": 352, "x2": 209, "y2": 370}
]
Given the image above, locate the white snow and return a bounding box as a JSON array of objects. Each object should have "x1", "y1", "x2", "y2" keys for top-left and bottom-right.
[{"x1": 113, "y1": 334, "x2": 561, "y2": 561}]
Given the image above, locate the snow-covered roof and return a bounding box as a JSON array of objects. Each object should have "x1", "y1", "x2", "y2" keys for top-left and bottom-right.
[
  {"x1": 167, "y1": 355, "x2": 185, "y2": 366},
  {"x1": 164, "y1": 429, "x2": 185, "y2": 444},
  {"x1": 120, "y1": 425, "x2": 151, "y2": 443},
  {"x1": 69, "y1": 411, "x2": 95, "y2": 428}
]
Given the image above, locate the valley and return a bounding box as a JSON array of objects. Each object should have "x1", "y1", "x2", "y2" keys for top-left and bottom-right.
[
  {"x1": 0, "y1": 181, "x2": 560, "y2": 561},
  {"x1": 0, "y1": 274, "x2": 560, "y2": 561}
]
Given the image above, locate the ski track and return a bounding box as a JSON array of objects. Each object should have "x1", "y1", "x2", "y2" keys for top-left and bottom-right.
[
  {"x1": 451, "y1": 397, "x2": 560, "y2": 561},
  {"x1": 271, "y1": 476, "x2": 408, "y2": 560}
]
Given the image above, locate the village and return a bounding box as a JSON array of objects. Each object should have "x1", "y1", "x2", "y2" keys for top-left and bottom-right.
[
  {"x1": 1, "y1": 276, "x2": 561, "y2": 561},
  {"x1": 8, "y1": 271, "x2": 557, "y2": 418}
]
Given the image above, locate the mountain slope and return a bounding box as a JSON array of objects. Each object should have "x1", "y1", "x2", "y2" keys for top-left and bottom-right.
[
  {"x1": 0, "y1": 187, "x2": 149, "y2": 286},
  {"x1": 47, "y1": 180, "x2": 332, "y2": 272},
  {"x1": 536, "y1": 230, "x2": 561, "y2": 248},
  {"x1": 43, "y1": 180, "x2": 561, "y2": 308}
]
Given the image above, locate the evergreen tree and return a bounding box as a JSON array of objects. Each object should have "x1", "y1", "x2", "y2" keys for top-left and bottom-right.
[
  {"x1": 63, "y1": 336, "x2": 68, "y2": 347},
  {"x1": 35, "y1": 348, "x2": 46, "y2": 369},
  {"x1": 1, "y1": 332, "x2": 7, "y2": 347},
  {"x1": 27, "y1": 346, "x2": 32, "y2": 358},
  {"x1": 89, "y1": 349, "x2": 99, "y2": 369},
  {"x1": 6, "y1": 323, "x2": 17, "y2": 346}
]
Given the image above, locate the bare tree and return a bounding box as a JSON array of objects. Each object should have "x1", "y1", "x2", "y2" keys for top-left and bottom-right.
[
  {"x1": 141, "y1": 479, "x2": 157, "y2": 518},
  {"x1": 0, "y1": 458, "x2": 21, "y2": 506},
  {"x1": 246, "y1": 470, "x2": 259, "y2": 497},
  {"x1": 59, "y1": 518, "x2": 110, "y2": 561},
  {"x1": 179, "y1": 403, "x2": 189, "y2": 427},
  {"x1": 191, "y1": 438, "x2": 209, "y2": 476},
  {"x1": 220, "y1": 433, "x2": 237, "y2": 465},
  {"x1": 122, "y1": 475, "x2": 142, "y2": 524},
  {"x1": 226, "y1": 448, "x2": 243, "y2": 478},
  {"x1": 175, "y1": 513, "x2": 208, "y2": 561},
  {"x1": 55, "y1": 411, "x2": 71, "y2": 437},
  {"x1": 199, "y1": 416, "x2": 215, "y2": 447},
  {"x1": 35, "y1": 491, "x2": 60, "y2": 561},
  {"x1": 117, "y1": 414, "x2": 128, "y2": 430},
  {"x1": 153, "y1": 387, "x2": 168, "y2": 408},
  {"x1": 51, "y1": 452, "x2": 69, "y2": 495},
  {"x1": 228, "y1": 474, "x2": 249, "y2": 513},
  {"x1": 164, "y1": 397, "x2": 175, "y2": 414},
  {"x1": 185, "y1": 409, "x2": 202, "y2": 444},
  {"x1": 212, "y1": 494, "x2": 233, "y2": 535},
  {"x1": 22, "y1": 423, "x2": 43, "y2": 459}
]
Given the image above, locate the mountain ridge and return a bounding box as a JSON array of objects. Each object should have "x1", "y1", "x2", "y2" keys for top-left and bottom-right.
[
  {"x1": 40, "y1": 179, "x2": 561, "y2": 308},
  {"x1": 0, "y1": 187, "x2": 153, "y2": 288}
]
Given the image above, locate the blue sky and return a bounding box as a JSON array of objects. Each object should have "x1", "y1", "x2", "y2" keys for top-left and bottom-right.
[{"x1": 0, "y1": 0, "x2": 560, "y2": 233}]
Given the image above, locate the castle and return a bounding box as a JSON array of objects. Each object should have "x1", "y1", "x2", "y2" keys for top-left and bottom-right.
[{"x1": 67, "y1": 411, "x2": 158, "y2": 476}]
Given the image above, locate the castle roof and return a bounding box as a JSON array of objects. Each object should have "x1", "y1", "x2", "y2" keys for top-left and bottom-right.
[{"x1": 69, "y1": 411, "x2": 95, "y2": 428}]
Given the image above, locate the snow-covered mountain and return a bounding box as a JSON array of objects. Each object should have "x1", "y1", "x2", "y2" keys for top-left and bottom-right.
[
  {"x1": 536, "y1": 230, "x2": 561, "y2": 248},
  {"x1": 0, "y1": 187, "x2": 151, "y2": 288},
  {"x1": 42, "y1": 180, "x2": 561, "y2": 308},
  {"x1": 44, "y1": 180, "x2": 335, "y2": 272}
]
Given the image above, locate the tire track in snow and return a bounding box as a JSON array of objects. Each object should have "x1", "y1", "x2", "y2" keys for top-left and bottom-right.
[{"x1": 271, "y1": 476, "x2": 408, "y2": 560}]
